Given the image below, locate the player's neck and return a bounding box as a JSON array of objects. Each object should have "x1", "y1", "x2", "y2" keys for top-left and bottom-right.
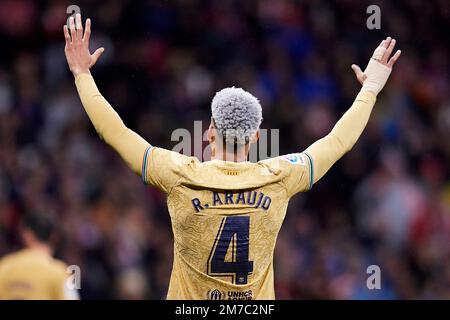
[
  {"x1": 210, "y1": 141, "x2": 250, "y2": 162},
  {"x1": 26, "y1": 242, "x2": 53, "y2": 257},
  {"x1": 212, "y1": 150, "x2": 248, "y2": 162}
]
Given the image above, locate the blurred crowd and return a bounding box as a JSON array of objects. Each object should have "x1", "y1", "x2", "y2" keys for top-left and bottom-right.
[{"x1": 0, "y1": 0, "x2": 449, "y2": 299}]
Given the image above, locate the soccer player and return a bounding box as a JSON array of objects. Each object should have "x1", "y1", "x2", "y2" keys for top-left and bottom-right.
[
  {"x1": 0, "y1": 213, "x2": 79, "y2": 300},
  {"x1": 63, "y1": 14, "x2": 401, "y2": 299}
]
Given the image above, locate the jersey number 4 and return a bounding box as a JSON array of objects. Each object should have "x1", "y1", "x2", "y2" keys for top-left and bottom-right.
[{"x1": 207, "y1": 216, "x2": 254, "y2": 285}]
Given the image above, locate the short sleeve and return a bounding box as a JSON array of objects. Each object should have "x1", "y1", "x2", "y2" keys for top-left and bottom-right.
[
  {"x1": 264, "y1": 153, "x2": 314, "y2": 198},
  {"x1": 142, "y1": 146, "x2": 197, "y2": 193}
]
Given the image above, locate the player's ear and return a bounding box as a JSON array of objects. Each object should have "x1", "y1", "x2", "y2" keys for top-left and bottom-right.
[
  {"x1": 207, "y1": 125, "x2": 215, "y2": 143},
  {"x1": 250, "y1": 129, "x2": 260, "y2": 143}
]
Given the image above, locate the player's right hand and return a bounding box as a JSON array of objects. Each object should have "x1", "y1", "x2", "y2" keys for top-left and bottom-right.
[{"x1": 63, "y1": 14, "x2": 104, "y2": 77}]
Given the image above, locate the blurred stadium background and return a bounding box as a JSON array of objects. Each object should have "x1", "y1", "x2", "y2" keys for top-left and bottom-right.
[{"x1": 0, "y1": 0, "x2": 449, "y2": 299}]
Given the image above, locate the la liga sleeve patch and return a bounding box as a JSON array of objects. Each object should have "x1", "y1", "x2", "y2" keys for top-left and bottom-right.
[{"x1": 281, "y1": 153, "x2": 306, "y2": 165}]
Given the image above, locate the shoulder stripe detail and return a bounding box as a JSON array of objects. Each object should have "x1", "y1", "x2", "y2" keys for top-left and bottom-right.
[
  {"x1": 303, "y1": 152, "x2": 314, "y2": 190},
  {"x1": 141, "y1": 145, "x2": 153, "y2": 184}
]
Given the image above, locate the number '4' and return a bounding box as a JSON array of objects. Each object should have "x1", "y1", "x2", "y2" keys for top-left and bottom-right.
[{"x1": 208, "y1": 216, "x2": 253, "y2": 284}]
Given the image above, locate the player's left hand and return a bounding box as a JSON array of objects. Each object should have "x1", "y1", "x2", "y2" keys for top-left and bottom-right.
[
  {"x1": 63, "y1": 14, "x2": 104, "y2": 77},
  {"x1": 351, "y1": 37, "x2": 401, "y2": 95}
]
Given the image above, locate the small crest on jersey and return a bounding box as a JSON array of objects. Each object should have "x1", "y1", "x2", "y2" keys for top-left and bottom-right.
[
  {"x1": 207, "y1": 289, "x2": 225, "y2": 300},
  {"x1": 281, "y1": 153, "x2": 305, "y2": 165}
]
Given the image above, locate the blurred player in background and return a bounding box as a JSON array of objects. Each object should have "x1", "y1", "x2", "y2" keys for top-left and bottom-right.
[
  {"x1": 0, "y1": 212, "x2": 79, "y2": 300},
  {"x1": 63, "y1": 14, "x2": 400, "y2": 299}
]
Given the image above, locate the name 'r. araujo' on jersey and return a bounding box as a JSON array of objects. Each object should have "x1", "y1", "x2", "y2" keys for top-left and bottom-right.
[
  {"x1": 191, "y1": 191, "x2": 272, "y2": 212},
  {"x1": 142, "y1": 146, "x2": 313, "y2": 300}
]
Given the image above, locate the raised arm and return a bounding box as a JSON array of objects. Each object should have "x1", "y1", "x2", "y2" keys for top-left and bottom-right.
[
  {"x1": 63, "y1": 14, "x2": 149, "y2": 174},
  {"x1": 304, "y1": 37, "x2": 401, "y2": 183}
]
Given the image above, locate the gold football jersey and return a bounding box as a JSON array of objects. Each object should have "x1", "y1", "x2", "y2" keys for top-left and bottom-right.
[
  {"x1": 143, "y1": 147, "x2": 313, "y2": 300},
  {"x1": 0, "y1": 249, "x2": 76, "y2": 300}
]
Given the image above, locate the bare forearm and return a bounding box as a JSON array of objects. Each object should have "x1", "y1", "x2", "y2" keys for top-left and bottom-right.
[
  {"x1": 305, "y1": 90, "x2": 376, "y2": 183},
  {"x1": 75, "y1": 73, "x2": 149, "y2": 173}
]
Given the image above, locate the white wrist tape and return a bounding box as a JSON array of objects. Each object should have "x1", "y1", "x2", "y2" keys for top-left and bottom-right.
[{"x1": 361, "y1": 46, "x2": 392, "y2": 95}]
